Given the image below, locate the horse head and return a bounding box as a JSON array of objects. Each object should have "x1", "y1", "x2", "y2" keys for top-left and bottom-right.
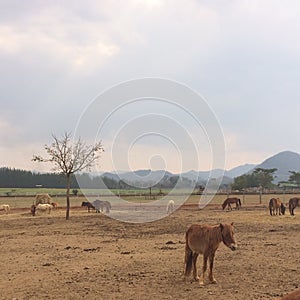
[
  {"x1": 220, "y1": 223, "x2": 237, "y2": 251},
  {"x1": 222, "y1": 202, "x2": 227, "y2": 210}
]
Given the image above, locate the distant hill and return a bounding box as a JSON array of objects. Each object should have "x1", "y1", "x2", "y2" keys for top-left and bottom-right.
[
  {"x1": 178, "y1": 164, "x2": 256, "y2": 183},
  {"x1": 120, "y1": 169, "x2": 173, "y2": 184},
  {"x1": 226, "y1": 164, "x2": 256, "y2": 178},
  {"x1": 96, "y1": 151, "x2": 300, "y2": 186},
  {"x1": 250, "y1": 151, "x2": 300, "y2": 183}
]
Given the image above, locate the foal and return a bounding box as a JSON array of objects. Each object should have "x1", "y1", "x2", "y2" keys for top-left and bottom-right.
[{"x1": 184, "y1": 223, "x2": 237, "y2": 286}]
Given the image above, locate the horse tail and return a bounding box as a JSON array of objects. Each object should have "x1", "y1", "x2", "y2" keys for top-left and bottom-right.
[
  {"x1": 184, "y1": 231, "x2": 193, "y2": 277},
  {"x1": 238, "y1": 198, "x2": 241, "y2": 207}
]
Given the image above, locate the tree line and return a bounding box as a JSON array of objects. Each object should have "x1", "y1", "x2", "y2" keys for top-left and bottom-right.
[
  {"x1": 232, "y1": 168, "x2": 300, "y2": 191},
  {"x1": 0, "y1": 167, "x2": 193, "y2": 189}
]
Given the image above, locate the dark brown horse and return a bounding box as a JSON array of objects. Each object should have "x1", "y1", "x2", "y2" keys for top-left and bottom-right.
[
  {"x1": 222, "y1": 198, "x2": 241, "y2": 210},
  {"x1": 269, "y1": 198, "x2": 285, "y2": 216},
  {"x1": 184, "y1": 223, "x2": 237, "y2": 286},
  {"x1": 81, "y1": 201, "x2": 95, "y2": 212},
  {"x1": 289, "y1": 197, "x2": 300, "y2": 215}
]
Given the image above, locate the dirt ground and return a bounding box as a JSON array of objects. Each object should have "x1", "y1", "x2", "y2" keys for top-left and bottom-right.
[{"x1": 0, "y1": 205, "x2": 299, "y2": 300}]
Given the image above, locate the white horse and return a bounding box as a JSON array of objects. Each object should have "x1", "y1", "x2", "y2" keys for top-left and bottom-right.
[
  {"x1": 0, "y1": 204, "x2": 10, "y2": 214},
  {"x1": 166, "y1": 200, "x2": 175, "y2": 214},
  {"x1": 36, "y1": 203, "x2": 52, "y2": 214}
]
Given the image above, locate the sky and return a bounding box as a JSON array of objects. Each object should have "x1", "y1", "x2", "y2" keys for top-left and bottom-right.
[{"x1": 1, "y1": 0, "x2": 300, "y2": 174}]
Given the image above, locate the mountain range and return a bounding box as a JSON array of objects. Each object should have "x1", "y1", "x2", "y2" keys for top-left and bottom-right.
[{"x1": 99, "y1": 151, "x2": 300, "y2": 186}]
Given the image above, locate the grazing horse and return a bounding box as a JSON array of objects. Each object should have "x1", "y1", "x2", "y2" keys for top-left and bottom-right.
[
  {"x1": 269, "y1": 198, "x2": 285, "y2": 216},
  {"x1": 81, "y1": 201, "x2": 95, "y2": 212},
  {"x1": 36, "y1": 203, "x2": 52, "y2": 214},
  {"x1": 104, "y1": 200, "x2": 112, "y2": 213},
  {"x1": 93, "y1": 200, "x2": 111, "y2": 213},
  {"x1": 289, "y1": 197, "x2": 300, "y2": 216},
  {"x1": 222, "y1": 198, "x2": 241, "y2": 210},
  {"x1": 184, "y1": 223, "x2": 237, "y2": 286},
  {"x1": 0, "y1": 204, "x2": 10, "y2": 214},
  {"x1": 35, "y1": 193, "x2": 52, "y2": 205},
  {"x1": 279, "y1": 288, "x2": 300, "y2": 300},
  {"x1": 166, "y1": 200, "x2": 175, "y2": 214},
  {"x1": 51, "y1": 202, "x2": 59, "y2": 209}
]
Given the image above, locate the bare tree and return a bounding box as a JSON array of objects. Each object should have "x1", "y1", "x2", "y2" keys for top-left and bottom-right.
[{"x1": 33, "y1": 132, "x2": 104, "y2": 220}]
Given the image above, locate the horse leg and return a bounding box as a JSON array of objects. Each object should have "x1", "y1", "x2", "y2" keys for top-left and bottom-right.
[
  {"x1": 228, "y1": 203, "x2": 232, "y2": 211},
  {"x1": 199, "y1": 254, "x2": 208, "y2": 286},
  {"x1": 208, "y1": 252, "x2": 217, "y2": 284},
  {"x1": 192, "y1": 253, "x2": 199, "y2": 281}
]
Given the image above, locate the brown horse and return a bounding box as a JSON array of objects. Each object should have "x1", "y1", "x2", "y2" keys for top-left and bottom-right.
[
  {"x1": 289, "y1": 197, "x2": 300, "y2": 215},
  {"x1": 184, "y1": 223, "x2": 237, "y2": 286},
  {"x1": 222, "y1": 198, "x2": 241, "y2": 210},
  {"x1": 51, "y1": 202, "x2": 59, "y2": 209},
  {"x1": 269, "y1": 198, "x2": 286, "y2": 216},
  {"x1": 279, "y1": 288, "x2": 300, "y2": 299}
]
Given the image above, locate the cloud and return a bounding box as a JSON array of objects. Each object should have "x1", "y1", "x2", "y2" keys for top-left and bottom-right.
[{"x1": 1, "y1": 1, "x2": 300, "y2": 171}]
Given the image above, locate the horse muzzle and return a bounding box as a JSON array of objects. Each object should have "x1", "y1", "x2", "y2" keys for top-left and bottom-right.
[{"x1": 229, "y1": 244, "x2": 237, "y2": 251}]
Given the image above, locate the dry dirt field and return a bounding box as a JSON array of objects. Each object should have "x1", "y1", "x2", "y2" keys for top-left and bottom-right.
[{"x1": 0, "y1": 205, "x2": 299, "y2": 300}]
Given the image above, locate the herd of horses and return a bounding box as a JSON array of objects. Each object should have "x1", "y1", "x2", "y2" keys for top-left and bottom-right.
[
  {"x1": 0, "y1": 193, "x2": 113, "y2": 216},
  {"x1": 29, "y1": 194, "x2": 113, "y2": 216},
  {"x1": 268, "y1": 197, "x2": 300, "y2": 216},
  {"x1": 184, "y1": 197, "x2": 299, "y2": 298},
  {"x1": 1, "y1": 194, "x2": 299, "y2": 216},
  {"x1": 0, "y1": 193, "x2": 299, "y2": 298},
  {"x1": 221, "y1": 196, "x2": 300, "y2": 216}
]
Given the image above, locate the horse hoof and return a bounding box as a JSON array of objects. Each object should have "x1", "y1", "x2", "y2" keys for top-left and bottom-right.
[
  {"x1": 199, "y1": 281, "x2": 204, "y2": 286},
  {"x1": 210, "y1": 279, "x2": 217, "y2": 284}
]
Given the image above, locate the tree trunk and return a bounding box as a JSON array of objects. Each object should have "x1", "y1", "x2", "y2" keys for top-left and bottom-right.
[{"x1": 66, "y1": 173, "x2": 71, "y2": 220}]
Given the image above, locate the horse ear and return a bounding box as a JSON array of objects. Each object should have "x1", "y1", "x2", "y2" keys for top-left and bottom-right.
[
  {"x1": 219, "y1": 223, "x2": 224, "y2": 230},
  {"x1": 231, "y1": 222, "x2": 234, "y2": 226}
]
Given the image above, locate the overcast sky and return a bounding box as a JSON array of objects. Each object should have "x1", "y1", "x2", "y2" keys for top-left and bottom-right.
[{"x1": 1, "y1": 0, "x2": 300, "y2": 173}]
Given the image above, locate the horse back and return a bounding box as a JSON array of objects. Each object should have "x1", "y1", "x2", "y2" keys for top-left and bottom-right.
[
  {"x1": 290, "y1": 197, "x2": 300, "y2": 206},
  {"x1": 186, "y1": 224, "x2": 220, "y2": 254},
  {"x1": 270, "y1": 198, "x2": 282, "y2": 208}
]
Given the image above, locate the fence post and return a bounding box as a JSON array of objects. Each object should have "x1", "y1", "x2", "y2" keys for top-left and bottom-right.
[{"x1": 259, "y1": 191, "x2": 262, "y2": 204}]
